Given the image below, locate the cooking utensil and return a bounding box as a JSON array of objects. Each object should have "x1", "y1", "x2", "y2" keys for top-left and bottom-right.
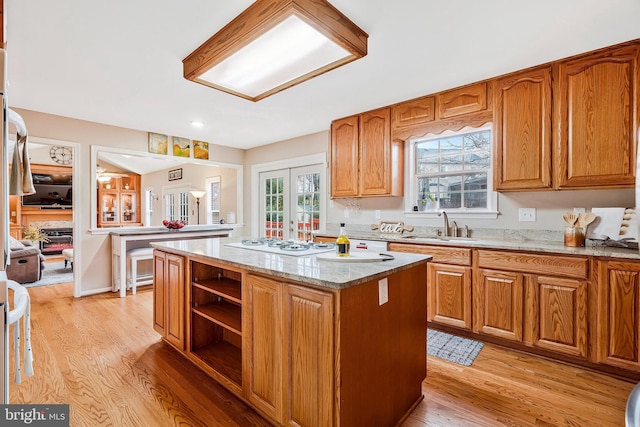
[
  {"x1": 563, "y1": 212, "x2": 578, "y2": 227},
  {"x1": 577, "y1": 212, "x2": 596, "y2": 228}
]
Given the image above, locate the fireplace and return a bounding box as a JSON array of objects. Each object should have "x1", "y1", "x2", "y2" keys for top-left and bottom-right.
[{"x1": 41, "y1": 228, "x2": 73, "y2": 255}]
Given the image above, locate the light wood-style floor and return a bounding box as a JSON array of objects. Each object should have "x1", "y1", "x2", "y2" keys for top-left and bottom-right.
[{"x1": 9, "y1": 283, "x2": 635, "y2": 426}]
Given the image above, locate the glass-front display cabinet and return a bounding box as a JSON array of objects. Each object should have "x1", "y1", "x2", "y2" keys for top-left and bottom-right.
[
  {"x1": 99, "y1": 192, "x2": 118, "y2": 225},
  {"x1": 97, "y1": 173, "x2": 142, "y2": 227},
  {"x1": 120, "y1": 193, "x2": 137, "y2": 224}
]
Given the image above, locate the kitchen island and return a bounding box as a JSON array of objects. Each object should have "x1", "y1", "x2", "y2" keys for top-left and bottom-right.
[{"x1": 151, "y1": 238, "x2": 430, "y2": 427}]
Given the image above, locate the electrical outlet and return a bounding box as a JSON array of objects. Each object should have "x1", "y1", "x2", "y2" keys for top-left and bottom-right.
[
  {"x1": 344, "y1": 209, "x2": 349, "y2": 218},
  {"x1": 573, "y1": 208, "x2": 586, "y2": 214},
  {"x1": 518, "y1": 208, "x2": 536, "y2": 222},
  {"x1": 375, "y1": 210, "x2": 381, "y2": 219}
]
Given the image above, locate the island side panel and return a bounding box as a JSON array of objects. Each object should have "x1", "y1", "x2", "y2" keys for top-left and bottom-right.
[{"x1": 336, "y1": 261, "x2": 428, "y2": 426}]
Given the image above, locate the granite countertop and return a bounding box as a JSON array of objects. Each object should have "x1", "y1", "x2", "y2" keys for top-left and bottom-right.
[
  {"x1": 316, "y1": 231, "x2": 640, "y2": 261},
  {"x1": 109, "y1": 225, "x2": 233, "y2": 236},
  {"x1": 151, "y1": 238, "x2": 430, "y2": 290}
]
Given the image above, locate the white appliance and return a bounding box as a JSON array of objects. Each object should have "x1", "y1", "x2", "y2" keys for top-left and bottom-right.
[
  {"x1": 351, "y1": 239, "x2": 388, "y2": 253},
  {"x1": 0, "y1": 47, "x2": 8, "y2": 404}
]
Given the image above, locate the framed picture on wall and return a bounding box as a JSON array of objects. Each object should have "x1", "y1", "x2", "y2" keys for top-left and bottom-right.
[
  {"x1": 168, "y1": 168, "x2": 182, "y2": 181},
  {"x1": 172, "y1": 137, "x2": 191, "y2": 157},
  {"x1": 193, "y1": 140, "x2": 209, "y2": 160},
  {"x1": 148, "y1": 132, "x2": 168, "y2": 155}
]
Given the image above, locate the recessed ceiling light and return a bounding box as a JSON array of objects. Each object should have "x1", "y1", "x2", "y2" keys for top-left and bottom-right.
[{"x1": 191, "y1": 121, "x2": 204, "y2": 128}]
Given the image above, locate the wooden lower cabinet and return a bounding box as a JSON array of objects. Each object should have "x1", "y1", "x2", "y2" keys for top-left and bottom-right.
[
  {"x1": 427, "y1": 263, "x2": 472, "y2": 329},
  {"x1": 525, "y1": 275, "x2": 588, "y2": 358},
  {"x1": 597, "y1": 261, "x2": 640, "y2": 370},
  {"x1": 474, "y1": 269, "x2": 524, "y2": 341},
  {"x1": 245, "y1": 274, "x2": 283, "y2": 421},
  {"x1": 153, "y1": 250, "x2": 185, "y2": 350},
  {"x1": 245, "y1": 274, "x2": 334, "y2": 426},
  {"x1": 283, "y1": 284, "x2": 334, "y2": 426}
]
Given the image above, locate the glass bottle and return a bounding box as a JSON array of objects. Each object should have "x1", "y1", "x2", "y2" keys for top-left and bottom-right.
[{"x1": 336, "y1": 223, "x2": 350, "y2": 257}]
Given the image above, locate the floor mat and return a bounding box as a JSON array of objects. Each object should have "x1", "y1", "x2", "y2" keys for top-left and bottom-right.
[{"x1": 427, "y1": 329, "x2": 484, "y2": 366}]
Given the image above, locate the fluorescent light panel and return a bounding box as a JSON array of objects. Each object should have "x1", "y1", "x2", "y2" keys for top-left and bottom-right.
[
  {"x1": 198, "y1": 15, "x2": 350, "y2": 98},
  {"x1": 183, "y1": 0, "x2": 368, "y2": 102}
]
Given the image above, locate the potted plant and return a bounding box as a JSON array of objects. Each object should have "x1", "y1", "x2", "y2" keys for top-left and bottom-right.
[
  {"x1": 23, "y1": 224, "x2": 50, "y2": 247},
  {"x1": 417, "y1": 188, "x2": 435, "y2": 211}
]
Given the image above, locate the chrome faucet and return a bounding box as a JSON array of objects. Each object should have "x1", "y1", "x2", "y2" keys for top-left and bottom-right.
[{"x1": 438, "y1": 211, "x2": 450, "y2": 237}]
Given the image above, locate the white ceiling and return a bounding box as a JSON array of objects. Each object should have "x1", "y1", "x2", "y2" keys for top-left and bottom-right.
[{"x1": 6, "y1": 0, "x2": 640, "y2": 150}]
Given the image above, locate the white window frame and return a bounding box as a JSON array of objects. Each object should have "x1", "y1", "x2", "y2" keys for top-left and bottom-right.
[
  {"x1": 405, "y1": 125, "x2": 498, "y2": 219},
  {"x1": 205, "y1": 176, "x2": 221, "y2": 224}
]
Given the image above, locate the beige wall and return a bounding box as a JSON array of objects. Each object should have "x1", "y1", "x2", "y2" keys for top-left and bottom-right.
[
  {"x1": 142, "y1": 163, "x2": 238, "y2": 226},
  {"x1": 13, "y1": 106, "x2": 637, "y2": 296},
  {"x1": 14, "y1": 108, "x2": 244, "y2": 296},
  {"x1": 242, "y1": 129, "x2": 634, "y2": 238}
]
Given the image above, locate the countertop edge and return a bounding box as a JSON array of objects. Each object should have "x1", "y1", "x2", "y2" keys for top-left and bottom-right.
[
  {"x1": 151, "y1": 239, "x2": 431, "y2": 290},
  {"x1": 315, "y1": 233, "x2": 640, "y2": 260},
  {"x1": 109, "y1": 226, "x2": 233, "y2": 236}
]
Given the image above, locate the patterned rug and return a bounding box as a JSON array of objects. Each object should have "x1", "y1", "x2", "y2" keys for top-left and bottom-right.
[
  {"x1": 24, "y1": 261, "x2": 73, "y2": 288},
  {"x1": 427, "y1": 329, "x2": 484, "y2": 366}
]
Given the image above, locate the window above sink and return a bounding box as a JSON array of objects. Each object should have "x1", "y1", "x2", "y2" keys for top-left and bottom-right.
[{"x1": 406, "y1": 125, "x2": 498, "y2": 219}]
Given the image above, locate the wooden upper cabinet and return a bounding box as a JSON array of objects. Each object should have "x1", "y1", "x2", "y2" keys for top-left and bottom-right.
[
  {"x1": 330, "y1": 107, "x2": 403, "y2": 198},
  {"x1": 391, "y1": 96, "x2": 435, "y2": 130},
  {"x1": 359, "y1": 108, "x2": 393, "y2": 196},
  {"x1": 555, "y1": 45, "x2": 639, "y2": 189},
  {"x1": 330, "y1": 116, "x2": 359, "y2": 197},
  {"x1": 494, "y1": 66, "x2": 553, "y2": 191},
  {"x1": 437, "y1": 82, "x2": 488, "y2": 119}
]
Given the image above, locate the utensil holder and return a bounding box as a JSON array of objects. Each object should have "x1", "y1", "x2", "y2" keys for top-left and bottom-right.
[{"x1": 564, "y1": 227, "x2": 585, "y2": 247}]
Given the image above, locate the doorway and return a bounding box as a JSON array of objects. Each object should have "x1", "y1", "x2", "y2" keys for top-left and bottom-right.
[
  {"x1": 13, "y1": 137, "x2": 79, "y2": 291},
  {"x1": 259, "y1": 164, "x2": 325, "y2": 241}
]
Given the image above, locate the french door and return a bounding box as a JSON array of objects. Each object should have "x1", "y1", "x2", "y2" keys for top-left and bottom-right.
[
  {"x1": 259, "y1": 164, "x2": 324, "y2": 241},
  {"x1": 163, "y1": 186, "x2": 189, "y2": 223}
]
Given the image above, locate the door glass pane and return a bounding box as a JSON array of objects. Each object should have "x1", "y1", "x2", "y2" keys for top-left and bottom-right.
[
  {"x1": 178, "y1": 192, "x2": 189, "y2": 223},
  {"x1": 294, "y1": 172, "x2": 320, "y2": 241},
  {"x1": 166, "y1": 193, "x2": 175, "y2": 220},
  {"x1": 265, "y1": 177, "x2": 284, "y2": 238}
]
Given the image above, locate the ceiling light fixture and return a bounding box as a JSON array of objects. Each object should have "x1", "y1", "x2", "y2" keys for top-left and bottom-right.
[
  {"x1": 182, "y1": 0, "x2": 368, "y2": 102},
  {"x1": 191, "y1": 121, "x2": 204, "y2": 128}
]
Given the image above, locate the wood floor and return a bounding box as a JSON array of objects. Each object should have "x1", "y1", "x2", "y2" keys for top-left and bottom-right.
[{"x1": 9, "y1": 283, "x2": 635, "y2": 426}]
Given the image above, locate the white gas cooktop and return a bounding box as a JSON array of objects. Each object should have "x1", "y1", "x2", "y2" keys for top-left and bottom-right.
[{"x1": 225, "y1": 239, "x2": 336, "y2": 257}]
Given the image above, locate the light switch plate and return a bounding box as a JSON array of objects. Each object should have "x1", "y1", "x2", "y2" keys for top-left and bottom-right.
[
  {"x1": 518, "y1": 208, "x2": 536, "y2": 222},
  {"x1": 375, "y1": 210, "x2": 381, "y2": 219},
  {"x1": 378, "y1": 278, "x2": 388, "y2": 305}
]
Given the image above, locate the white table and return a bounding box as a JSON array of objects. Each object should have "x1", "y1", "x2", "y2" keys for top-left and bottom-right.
[{"x1": 110, "y1": 226, "x2": 231, "y2": 297}]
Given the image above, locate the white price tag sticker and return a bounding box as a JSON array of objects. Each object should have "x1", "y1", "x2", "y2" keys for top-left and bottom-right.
[{"x1": 378, "y1": 277, "x2": 388, "y2": 306}]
